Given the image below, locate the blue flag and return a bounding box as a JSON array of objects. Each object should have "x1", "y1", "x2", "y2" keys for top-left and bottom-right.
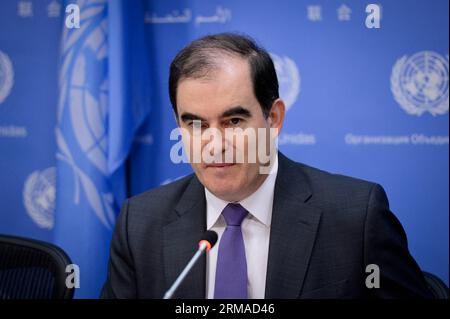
[{"x1": 55, "y1": 0, "x2": 150, "y2": 298}]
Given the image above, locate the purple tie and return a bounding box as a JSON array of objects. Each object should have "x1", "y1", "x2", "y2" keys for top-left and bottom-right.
[{"x1": 214, "y1": 203, "x2": 248, "y2": 299}]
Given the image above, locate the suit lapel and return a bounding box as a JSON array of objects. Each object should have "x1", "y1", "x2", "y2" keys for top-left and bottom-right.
[
  {"x1": 163, "y1": 177, "x2": 206, "y2": 299},
  {"x1": 265, "y1": 153, "x2": 322, "y2": 298}
]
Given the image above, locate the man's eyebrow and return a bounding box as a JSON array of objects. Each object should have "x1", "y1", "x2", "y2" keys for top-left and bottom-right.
[
  {"x1": 221, "y1": 106, "x2": 252, "y2": 118},
  {"x1": 180, "y1": 112, "x2": 206, "y2": 123}
]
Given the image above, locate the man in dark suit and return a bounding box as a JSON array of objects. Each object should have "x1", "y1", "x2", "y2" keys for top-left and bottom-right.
[{"x1": 101, "y1": 33, "x2": 432, "y2": 299}]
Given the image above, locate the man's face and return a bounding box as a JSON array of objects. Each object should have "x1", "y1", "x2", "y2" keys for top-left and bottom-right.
[{"x1": 176, "y1": 56, "x2": 284, "y2": 202}]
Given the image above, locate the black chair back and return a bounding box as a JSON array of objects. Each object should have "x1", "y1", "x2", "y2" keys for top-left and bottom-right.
[{"x1": 0, "y1": 234, "x2": 74, "y2": 299}]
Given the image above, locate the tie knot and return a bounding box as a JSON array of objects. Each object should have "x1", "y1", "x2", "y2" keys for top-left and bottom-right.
[{"x1": 222, "y1": 203, "x2": 248, "y2": 226}]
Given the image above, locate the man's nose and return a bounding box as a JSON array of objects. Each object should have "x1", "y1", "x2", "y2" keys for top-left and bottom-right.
[{"x1": 206, "y1": 128, "x2": 225, "y2": 156}]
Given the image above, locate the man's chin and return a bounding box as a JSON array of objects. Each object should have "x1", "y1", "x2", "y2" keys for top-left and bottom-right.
[{"x1": 205, "y1": 184, "x2": 242, "y2": 201}]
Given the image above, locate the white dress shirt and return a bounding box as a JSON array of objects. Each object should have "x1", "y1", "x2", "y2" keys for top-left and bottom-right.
[{"x1": 205, "y1": 154, "x2": 279, "y2": 299}]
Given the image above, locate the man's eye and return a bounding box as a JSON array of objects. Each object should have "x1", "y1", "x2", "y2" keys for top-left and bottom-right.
[{"x1": 229, "y1": 118, "x2": 241, "y2": 125}]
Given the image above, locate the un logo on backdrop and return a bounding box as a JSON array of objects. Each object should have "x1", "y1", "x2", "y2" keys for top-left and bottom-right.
[
  {"x1": 57, "y1": 0, "x2": 115, "y2": 230},
  {"x1": 67, "y1": 22, "x2": 109, "y2": 175},
  {"x1": 270, "y1": 53, "x2": 300, "y2": 111},
  {"x1": 0, "y1": 50, "x2": 14, "y2": 105},
  {"x1": 391, "y1": 51, "x2": 449, "y2": 116},
  {"x1": 23, "y1": 167, "x2": 56, "y2": 230}
]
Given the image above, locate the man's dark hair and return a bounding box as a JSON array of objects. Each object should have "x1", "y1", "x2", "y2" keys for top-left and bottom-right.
[{"x1": 169, "y1": 33, "x2": 279, "y2": 118}]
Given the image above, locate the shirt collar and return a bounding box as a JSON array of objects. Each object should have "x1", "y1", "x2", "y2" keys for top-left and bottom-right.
[{"x1": 205, "y1": 153, "x2": 279, "y2": 229}]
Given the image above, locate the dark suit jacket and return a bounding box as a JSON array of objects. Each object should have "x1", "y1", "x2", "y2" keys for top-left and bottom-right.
[{"x1": 101, "y1": 153, "x2": 432, "y2": 299}]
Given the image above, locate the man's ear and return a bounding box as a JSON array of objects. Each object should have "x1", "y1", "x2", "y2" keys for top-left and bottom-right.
[{"x1": 268, "y1": 99, "x2": 285, "y2": 133}]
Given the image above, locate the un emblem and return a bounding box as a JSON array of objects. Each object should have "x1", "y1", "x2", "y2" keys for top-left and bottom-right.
[
  {"x1": 57, "y1": 0, "x2": 115, "y2": 230},
  {"x1": 270, "y1": 53, "x2": 300, "y2": 111},
  {"x1": 0, "y1": 50, "x2": 14, "y2": 105},
  {"x1": 23, "y1": 167, "x2": 56, "y2": 230},
  {"x1": 391, "y1": 51, "x2": 449, "y2": 116}
]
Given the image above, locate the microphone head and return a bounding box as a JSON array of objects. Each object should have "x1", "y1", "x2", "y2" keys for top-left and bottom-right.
[{"x1": 198, "y1": 230, "x2": 218, "y2": 252}]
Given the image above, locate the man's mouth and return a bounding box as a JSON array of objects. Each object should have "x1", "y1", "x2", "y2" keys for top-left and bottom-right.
[{"x1": 205, "y1": 163, "x2": 236, "y2": 168}]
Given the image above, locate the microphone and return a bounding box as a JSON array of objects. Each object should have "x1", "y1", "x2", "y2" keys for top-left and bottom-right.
[{"x1": 163, "y1": 230, "x2": 218, "y2": 299}]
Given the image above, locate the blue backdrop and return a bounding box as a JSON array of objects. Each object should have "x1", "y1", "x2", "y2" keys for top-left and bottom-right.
[{"x1": 0, "y1": 0, "x2": 448, "y2": 298}]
